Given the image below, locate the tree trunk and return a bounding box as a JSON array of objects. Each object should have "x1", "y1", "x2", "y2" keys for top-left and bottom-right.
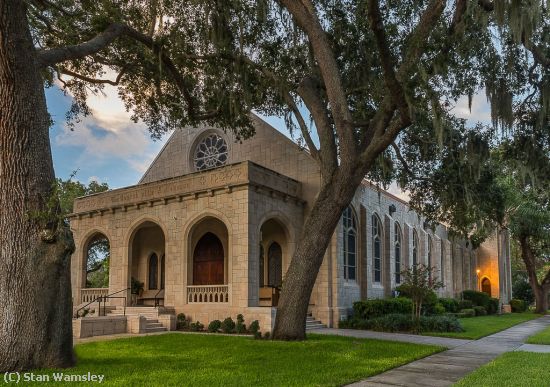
[
  {"x1": 518, "y1": 235, "x2": 548, "y2": 315},
  {"x1": 272, "y1": 167, "x2": 364, "y2": 340},
  {"x1": 0, "y1": 0, "x2": 75, "y2": 371}
]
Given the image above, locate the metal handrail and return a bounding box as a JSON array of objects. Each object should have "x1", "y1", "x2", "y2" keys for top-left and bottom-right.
[
  {"x1": 154, "y1": 288, "x2": 164, "y2": 307},
  {"x1": 74, "y1": 288, "x2": 130, "y2": 319}
]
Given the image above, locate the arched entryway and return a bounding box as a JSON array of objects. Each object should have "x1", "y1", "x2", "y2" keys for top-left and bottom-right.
[
  {"x1": 259, "y1": 218, "x2": 289, "y2": 306},
  {"x1": 128, "y1": 221, "x2": 166, "y2": 306},
  {"x1": 79, "y1": 232, "x2": 110, "y2": 304},
  {"x1": 193, "y1": 232, "x2": 224, "y2": 285},
  {"x1": 481, "y1": 277, "x2": 491, "y2": 296}
]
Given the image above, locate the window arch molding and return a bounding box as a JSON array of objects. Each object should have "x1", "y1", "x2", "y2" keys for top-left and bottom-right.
[
  {"x1": 342, "y1": 206, "x2": 358, "y2": 281},
  {"x1": 372, "y1": 213, "x2": 384, "y2": 283},
  {"x1": 189, "y1": 130, "x2": 230, "y2": 171}
]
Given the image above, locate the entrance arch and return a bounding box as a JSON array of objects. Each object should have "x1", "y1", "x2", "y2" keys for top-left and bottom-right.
[
  {"x1": 193, "y1": 232, "x2": 225, "y2": 285},
  {"x1": 259, "y1": 218, "x2": 290, "y2": 306},
  {"x1": 267, "y1": 242, "x2": 283, "y2": 287},
  {"x1": 481, "y1": 277, "x2": 491, "y2": 296},
  {"x1": 83, "y1": 232, "x2": 110, "y2": 289}
]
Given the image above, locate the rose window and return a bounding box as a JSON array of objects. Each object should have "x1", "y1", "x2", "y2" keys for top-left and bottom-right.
[{"x1": 193, "y1": 133, "x2": 228, "y2": 171}]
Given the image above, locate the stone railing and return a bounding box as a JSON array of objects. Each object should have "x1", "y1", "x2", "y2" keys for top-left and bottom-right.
[
  {"x1": 80, "y1": 288, "x2": 109, "y2": 304},
  {"x1": 187, "y1": 285, "x2": 229, "y2": 303}
]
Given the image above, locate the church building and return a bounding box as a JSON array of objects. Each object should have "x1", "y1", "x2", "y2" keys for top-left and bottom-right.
[{"x1": 69, "y1": 115, "x2": 512, "y2": 334}]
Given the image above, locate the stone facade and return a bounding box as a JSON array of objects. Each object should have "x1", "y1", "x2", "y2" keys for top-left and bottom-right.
[{"x1": 70, "y1": 115, "x2": 511, "y2": 331}]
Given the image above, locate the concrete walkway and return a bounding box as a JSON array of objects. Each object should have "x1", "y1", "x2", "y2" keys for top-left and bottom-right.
[{"x1": 315, "y1": 316, "x2": 550, "y2": 387}]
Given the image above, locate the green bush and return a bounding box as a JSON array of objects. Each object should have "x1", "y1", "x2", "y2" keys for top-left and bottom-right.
[
  {"x1": 433, "y1": 303, "x2": 446, "y2": 315},
  {"x1": 176, "y1": 313, "x2": 189, "y2": 330},
  {"x1": 248, "y1": 320, "x2": 260, "y2": 334},
  {"x1": 221, "y1": 317, "x2": 236, "y2": 333},
  {"x1": 510, "y1": 299, "x2": 527, "y2": 313},
  {"x1": 473, "y1": 306, "x2": 487, "y2": 316},
  {"x1": 460, "y1": 308, "x2": 476, "y2": 318},
  {"x1": 462, "y1": 290, "x2": 490, "y2": 309},
  {"x1": 513, "y1": 279, "x2": 535, "y2": 304},
  {"x1": 189, "y1": 321, "x2": 204, "y2": 331},
  {"x1": 396, "y1": 286, "x2": 438, "y2": 315},
  {"x1": 236, "y1": 314, "x2": 246, "y2": 334},
  {"x1": 438, "y1": 298, "x2": 460, "y2": 313},
  {"x1": 207, "y1": 320, "x2": 221, "y2": 333},
  {"x1": 345, "y1": 313, "x2": 462, "y2": 333},
  {"x1": 353, "y1": 298, "x2": 412, "y2": 319},
  {"x1": 487, "y1": 298, "x2": 499, "y2": 315},
  {"x1": 458, "y1": 300, "x2": 474, "y2": 310}
]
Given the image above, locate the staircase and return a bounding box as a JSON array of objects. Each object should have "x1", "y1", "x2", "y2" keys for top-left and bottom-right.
[
  {"x1": 306, "y1": 312, "x2": 326, "y2": 330},
  {"x1": 108, "y1": 306, "x2": 168, "y2": 333}
]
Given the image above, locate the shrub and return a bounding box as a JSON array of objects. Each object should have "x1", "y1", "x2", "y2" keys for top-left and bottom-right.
[
  {"x1": 248, "y1": 320, "x2": 260, "y2": 334},
  {"x1": 189, "y1": 321, "x2": 204, "y2": 331},
  {"x1": 221, "y1": 317, "x2": 236, "y2": 333},
  {"x1": 235, "y1": 314, "x2": 246, "y2": 333},
  {"x1": 513, "y1": 279, "x2": 535, "y2": 304},
  {"x1": 396, "y1": 287, "x2": 439, "y2": 315},
  {"x1": 353, "y1": 298, "x2": 412, "y2": 319},
  {"x1": 369, "y1": 314, "x2": 414, "y2": 332},
  {"x1": 487, "y1": 298, "x2": 499, "y2": 315},
  {"x1": 460, "y1": 308, "x2": 476, "y2": 318},
  {"x1": 421, "y1": 315, "x2": 463, "y2": 332},
  {"x1": 458, "y1": 300, "x2": 473, "y2": 310},
  {"x1": 207, "y1": 320, "x2": 221, "y2": 333},
  {"x1": 176, "y1": 313, "x2": 189, "y2": 330},
  {"x1": 348, "y1": 313, "x2": 462, "y2": 333},
  {"x1": 462, "y1": 290, "x2": 490, "y2": 309},
  {"x1": 433, "y1": 303, "x2": 446, "y2": 315},
  {"x1": 510, "y1": 298, "x2": 527, "y2": 313},
  {"x1": 473, "y1": 306, "x2": 487, "y2": 316},
  {"x1": 263, "y1": 332, "x2": 271, "y2": 339},
  {"x1": 438, "y1": 298, "x2": 459, "y2": 313}
]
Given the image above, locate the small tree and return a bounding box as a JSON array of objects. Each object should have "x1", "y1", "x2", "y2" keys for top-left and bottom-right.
[{"x1": 399, "y1": 264, "x2": 443, "y2": 322}]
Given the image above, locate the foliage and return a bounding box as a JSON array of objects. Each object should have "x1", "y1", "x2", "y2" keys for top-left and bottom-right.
[
  {"x1": 462, "y1": 290, "x2": 490, "y2": 309},
  {"x1": 236, "y1": 314, "x2": 246, "y2": 334},
  {"x1": 433, "y1": 303, "x2": 446, "y2": 315},
  {"x1": 438, "y1": 298, "x2": 460, "y2": 313},
  {"x1": 513, "y1": 279, "x2": 535, "y2": 305},
  {"x1": 221, "y1": 317, "x2": 236, "y2": 333},
  {"x1": 342, "y1": 313, "x2": 462, "y2": 334},
  {"x1": 189, "y1": 321, "x2": 204, "y2": 332},
  {"x1": 248, "y1": 320, "x2": 260, "y2": 335},
  {"x1": 458, "y1": 300, "x2": 473, "y2": 310},
  {"x1": 526, "y1": 326, "x2": 550, "y2": 345},
  {"x1": 510, "y1": 299, "x2": 527, "y2": 313},
  {"x1": 176, "y1": 313, "x2": 189, "y2": 331},
  {"x1": 459, "y1": 309, "x2": 476, "y2": 318},
  {"x1": 130, "y1": 277, "x2": 144, "y2": 295},
  {"x1": 352, "y1": 298, "x2": 413, "y2": 320},
  {"x1": 487, "y1": 298, "x2": 500, "y2": 315},
  {"x1": 207, "y1": 320, "x2": 222, "y2": 333},
  {"x1": 398, "y1": 265, "x2": 444, "y2": 320},
  {"x1": 473, "y1": 306, "x2": 488, "y2": 316},
  {"x1": 57, "y1": 175, "x2": 109, "y2": 217}
]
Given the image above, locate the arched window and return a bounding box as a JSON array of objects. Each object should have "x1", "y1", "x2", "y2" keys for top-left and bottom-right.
[
  {"x1": 149, "y1": 253, "x2": 158, "y2": 290},
  {"x1": 268, "y1": 242, "x2": 282, "y2": 288},
  {"x1": 481, "y1": 277, "x2": 491, "y2": 296},
  {"x1": 343, "y1": 207, "x2": 357, "y2": 281},
  {"x1": 160, "y1": 254, "x2": 165, "y2": 290},
  {"x1": 394, "y1": 223, "x2": 402, "y2": 284},
  {"x1": 85, "y1": 233, "x2": 110, "y2": 288},
  {"x1": 193, "y1": 133, "x2": 228, "y2": 171},
  {"x1": 412, "y1": 230, "x2": 419, "y2": 267},
  {"x1": 440, "y1": 243, "x2": 445, "y2": 284},
  {"x1": 428, "y1": 235, "x2": 433, "y2": 268},
  {"x1": 372, "y1": 214, "x2": 383, "y2": 283}
]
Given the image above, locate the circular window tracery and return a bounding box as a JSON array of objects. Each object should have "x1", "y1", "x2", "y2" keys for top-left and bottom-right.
[{"x1": 193, "y1": 133, "x2": 228, "y2": 171}]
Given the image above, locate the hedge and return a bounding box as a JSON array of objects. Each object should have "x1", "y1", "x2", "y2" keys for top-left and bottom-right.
[
  {"x1": 462, "y1": 290, "x2": 490, "y2": 309},
  {"x1": 353, "y1": 298, "x2": 413, "y2": 320},
  {"x1": 340, "y1": 313, "x2": 463, "y2": 333}
]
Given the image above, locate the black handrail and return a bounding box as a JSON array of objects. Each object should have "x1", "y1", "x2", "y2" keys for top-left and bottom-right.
[
  {"x1": 74, "y1": 288, "x2": 130, "y2": 319},
  {"x1": 154, "y1": 288, "x2": 164, "y2": 307}
]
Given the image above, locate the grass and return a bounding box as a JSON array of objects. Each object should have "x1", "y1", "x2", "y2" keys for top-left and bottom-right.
[
  {"x1": 28, "y1": 333, "x2": 441, "y2": 386},
  {"x1": 526, "y1": 325, "x2": 550, "y2": 344},
  {"x1": 455, "y1": 352, "x2": 550, "y2": 387},
  {"x1": 424, "y1": 312, "x2": 540, "y2": 340}
]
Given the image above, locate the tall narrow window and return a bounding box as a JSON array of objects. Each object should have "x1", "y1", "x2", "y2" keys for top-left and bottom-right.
[
  {"x1": 148, "y1": 253, "x2": 158, "y2": 290},
  {"x1": 440, "y1": 243, "x2": 445, "y2": 284},
  {"x1": 259, "y1": 245, "x2": 264, "y2": 286},
  {"x1": 412, "y1": 230, "x2": 419, "y2": 267},
  {"x1": 428, "y1": 235, "x2": 433, "y2": 267},
  {"x1": 394, "y1": 223, "x2": 402, "y2": 284},
  {"x1": 160, "y1": 254, "x2": 165, "y2": 290},
  {"x1": 343, "y1": 207, "x2": 357, "y2": 281},
  {"x1": 372, "y1": 214, "x2": 382, "y2": 283}
]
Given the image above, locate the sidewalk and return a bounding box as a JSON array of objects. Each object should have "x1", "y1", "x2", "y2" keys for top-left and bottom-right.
[{"x1": 314, "y1": 315, "x2": 550, "y2": 387}]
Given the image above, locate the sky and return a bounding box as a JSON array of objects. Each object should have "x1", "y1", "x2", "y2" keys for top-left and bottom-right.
[{"x1": 47, "y1": 84, "x2": 492, "y2": 195}]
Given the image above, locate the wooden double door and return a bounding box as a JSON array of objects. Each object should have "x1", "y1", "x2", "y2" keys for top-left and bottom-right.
[{"x1": 193, "y1": 232, "x2": 224, "y2": 285}]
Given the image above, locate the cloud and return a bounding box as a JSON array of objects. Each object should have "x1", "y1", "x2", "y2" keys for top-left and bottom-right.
[{"x1": 450, "y1": 91, "x2": 492, "y2": 125}]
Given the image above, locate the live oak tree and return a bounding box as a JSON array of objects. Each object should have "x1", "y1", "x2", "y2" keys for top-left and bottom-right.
[{"x1": 1, "y1": 0, "x2": 549, "y2": 371}]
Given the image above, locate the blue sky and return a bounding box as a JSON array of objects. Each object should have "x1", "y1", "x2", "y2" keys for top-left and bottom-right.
[{"x1": 47, "y1": 84, "x2": 491, "y2": 192}]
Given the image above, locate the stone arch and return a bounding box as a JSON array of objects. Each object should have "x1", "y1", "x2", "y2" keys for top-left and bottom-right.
[
  {"x1": 481, "y1": 276, "x2": 492, "y2": 296},
  {"x1": 81, "y1": 230, "x2": 110, "y2": 290},
  {"x1": 188, "y1": 129, "x2": 231, "y2": 171}
]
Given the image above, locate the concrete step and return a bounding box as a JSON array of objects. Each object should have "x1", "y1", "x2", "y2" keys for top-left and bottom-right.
[
  {"x1": 146, "y1": 322, "x2": 163, "y2": 329},
  {"x1": 306, "y1": 323, "x2": 327, "y2": 330},
  {"x1": 145, "y1": 326, "x2": 167, "y2": 333}
]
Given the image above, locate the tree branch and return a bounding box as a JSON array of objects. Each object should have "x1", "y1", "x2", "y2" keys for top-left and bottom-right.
[{"x1": 59, "y1": 67, "x2": 126, "y2": 86}]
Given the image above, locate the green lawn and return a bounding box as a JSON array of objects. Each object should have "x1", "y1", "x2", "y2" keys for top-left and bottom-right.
[
  {"x1": 455, "y1": 352, "x2": 550, "y2": 387},
  {"x1": 29, "y1": 333, "x2": 441, "y2": 386},
  {"x1": 526, "y1": 325, "x2": 550, "y2": 344},
  {"x1": 424, "y1": 312, "x2": 540, "y2": 340}
]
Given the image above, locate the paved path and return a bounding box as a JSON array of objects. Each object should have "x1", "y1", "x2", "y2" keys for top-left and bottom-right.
[{"x1": 315, "y1": 316, "x2": 550, "y2": 387}]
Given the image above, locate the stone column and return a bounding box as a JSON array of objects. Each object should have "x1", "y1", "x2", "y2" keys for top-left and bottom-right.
[{"x1": 498, "y1": 228, "x2": 513, "y2": 306}]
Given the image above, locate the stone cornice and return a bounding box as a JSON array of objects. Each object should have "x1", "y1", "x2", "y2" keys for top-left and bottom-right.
[{"x1": 69, "y1": 161, "x2": 304, "y2": 219}]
